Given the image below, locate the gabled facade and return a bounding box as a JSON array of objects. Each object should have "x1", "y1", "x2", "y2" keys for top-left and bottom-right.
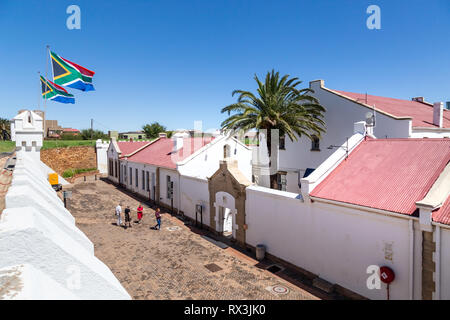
[
  {"x1": 107, "y1": 133, "x2": 252, "y2": 214},
  {"x1": 275, "y1": 80, "x2": 450, "y2": 193}
]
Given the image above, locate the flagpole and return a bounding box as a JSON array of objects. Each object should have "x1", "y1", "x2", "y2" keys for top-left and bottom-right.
[
  {"x1": 37, "y1": 71, "x2": 41, "y2": 111},
  {"x1": 43, "y1": 45, "x2": 50, "y2": 138}
]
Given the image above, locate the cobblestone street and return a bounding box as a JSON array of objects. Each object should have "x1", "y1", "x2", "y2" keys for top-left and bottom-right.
[{"x1": 65, "y1": 179, "x2": 321, "y2": 300}]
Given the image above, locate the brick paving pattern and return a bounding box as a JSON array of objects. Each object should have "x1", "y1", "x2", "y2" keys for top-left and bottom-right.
[{"x1": 65, "y1": 179, "x2": 320, "y2": 300}]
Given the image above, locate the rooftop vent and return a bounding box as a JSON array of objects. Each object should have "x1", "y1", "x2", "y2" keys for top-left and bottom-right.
[{"x1": 412, "y1": 97, "x2": 425, "y2": 103}]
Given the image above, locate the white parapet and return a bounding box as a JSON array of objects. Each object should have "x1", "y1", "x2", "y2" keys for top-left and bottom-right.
[
  {"x1": 0, "y1": 207, "x2": 129, "y2": 299},
  {"x1": 0, "y1": 264, "x2": 79, "y2": 300},
  {"x1": 0, "y1": 150, "x2": 130, "y2": 300}
]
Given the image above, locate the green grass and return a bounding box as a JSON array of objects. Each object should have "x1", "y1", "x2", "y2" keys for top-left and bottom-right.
[
  {"x1": 62, "y1": 167, "x2": 97, "y2": 178},
  {"x1": 0, "y1": 141, "x2": 15, "y2": 153},
  {"x1": 41, "y1": 140, "x2": 97, "y2": 150},
  {"x1": 0, "y1": 140, "x2": 99, "y2": 152}
]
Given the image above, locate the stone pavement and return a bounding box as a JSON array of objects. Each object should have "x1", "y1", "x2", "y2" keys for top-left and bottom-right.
[{"x1": 64, "y1": 179, "x2": 322, "y2": 300}]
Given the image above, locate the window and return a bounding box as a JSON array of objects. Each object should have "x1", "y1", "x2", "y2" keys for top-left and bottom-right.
[
  {"x1": 311, "y1": 135, "x2": 320, "y2": 151},
  {"x1": 142, "y1": 170, "x2": 145, "y2": 190},
  {"x1": 276, "y1": 172, "x2": 287, "y2": 191},
  {"x1": 167, "y1": 175, "x2": 172, "y2": 199},
  {"x1": 129, "y1": 167, "x2": 132, "y2": 185},
  {"x1": 135, "y1": 169, "x2": 138, "y2": 187},
  {"x1": 108, "y1": 159, "x2": 112, "y2": 176},
  {"x1": 146, "y1": 171, "x2": 150, "y2": 191},
  {"x1": 223, "y1": 144, "x2": 231, "y2": 158},
  {"x1": 115, "y1": 161, "x2": 118, "y2": 178},
  {"x1": 279, "y1": 135, "x2": 286, "y2": 150}
]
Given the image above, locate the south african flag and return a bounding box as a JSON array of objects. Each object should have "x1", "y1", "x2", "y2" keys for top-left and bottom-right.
[
  {"x1": 40, "y1": 76, "x2": 75, "y2": 104},
  {"x1": 50, "y1": 51, "x2": 95, "y2": 92}
]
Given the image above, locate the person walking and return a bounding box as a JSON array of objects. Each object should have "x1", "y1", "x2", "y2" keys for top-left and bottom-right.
[
  {"x1": 137, "y1": 204, "x2": 143, "y2": 223},
  {"x1": 154, "y1": 208, "x2": 161, "y2": 230},
  {"x1": 124, "y1": 206, "x2": 132, "y2": 228},
  {"x1": 115, "y1": 203, "x2": 122, "y2": 227}
]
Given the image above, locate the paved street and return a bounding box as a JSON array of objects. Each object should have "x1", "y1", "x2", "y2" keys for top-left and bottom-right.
[{"x1": 65, "y1": 179, "x2": 321, "y2": 300}]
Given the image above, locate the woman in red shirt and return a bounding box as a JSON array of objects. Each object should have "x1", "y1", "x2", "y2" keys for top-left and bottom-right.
[{"x1": 137, "y1": 204, "x2": 144, "y2": 223}]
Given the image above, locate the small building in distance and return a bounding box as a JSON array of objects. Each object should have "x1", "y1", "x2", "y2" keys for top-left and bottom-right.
[
  {"x1": 119, "y1": 131, "x2": 145, "y2": 140},
  {"x1": 108, "y1": 130, "x2": 119, "y2": 140}
]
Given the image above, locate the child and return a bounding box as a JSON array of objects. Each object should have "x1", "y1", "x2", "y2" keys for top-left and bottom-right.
[
  {"x1": 154, "y1": 208, "x2": 161, "y2": 230},
  {"x1": 137, "y1": 204, "x2": 143, "y2": 223}
]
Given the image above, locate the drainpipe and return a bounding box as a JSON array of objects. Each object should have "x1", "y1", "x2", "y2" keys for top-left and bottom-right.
[
  {"x1": 435, "y1": 225, "x2": 441, "y2": 300},
  {"x1": 409, "y1": 219, "x2": 414, "y2": 300},
  {"x1": 177, "y1": 172, "x2": 181, "y2": 215}
]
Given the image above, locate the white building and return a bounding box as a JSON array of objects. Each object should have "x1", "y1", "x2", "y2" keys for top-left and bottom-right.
[
  {"x1": 245, "y1": 123, "x2": 450, "y2": 300},
  {"x1": 107, "y1": 132, "x2": 252, "y2": 221},
  {"x1": 273, "y1": 80, "x2": 450, "y2": 193}
]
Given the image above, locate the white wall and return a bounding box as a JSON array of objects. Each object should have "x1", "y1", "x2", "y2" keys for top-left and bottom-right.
[
  {"x1": 245, "y1": 185, "x2": 413, "y2": 300},
  {"x1": 159, "y1": 168, "x2": 179, "y2": 209},
  {"x1": 107, "y1": 143, "x2": 119, "y2": 184},
  {"x1": 179, "y1": 175, "x2": 210, "y2": 226},
  {"x1": 277, "y1": 81, "x2": 412, "y2": 192},
  {"x1": 439, "y1": 227, "x2": 450, "y2": 299},
  {"x1": 96, "y1": 139, "x2": 109, "y2": 174},
  {"x1": 0, "y1": 151, "x2": 130, "y2": 299},
  {"x1": 178, "y1": 136, "x2": 252, "y2": 181}
]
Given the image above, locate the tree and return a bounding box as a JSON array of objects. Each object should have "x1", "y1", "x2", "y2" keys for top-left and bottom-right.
[
  {"x1": 80, "y1": 129, "x2": 109, "y2": 140},
  {"x1": 221, "y1": 70, "x2": 326, "y2": 189},
  {"x1": 142, "y1": 122, "x2": 166, "y2": 139},
  {"x1": 0, "y1": 117, "x2": 11, "y2": 141}
]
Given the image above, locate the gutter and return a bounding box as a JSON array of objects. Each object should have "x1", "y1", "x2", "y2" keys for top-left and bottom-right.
[{"x1": 309, "y1": 196, "x2": 419, "y2": 222}]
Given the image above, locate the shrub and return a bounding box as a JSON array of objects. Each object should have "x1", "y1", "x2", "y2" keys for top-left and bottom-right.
[
  {"x1": 62, "y1": 167, "x2": 97, "y2": 178},
  {"x1": 62, "y1": 169, "x2": 75, "y2": 178}
]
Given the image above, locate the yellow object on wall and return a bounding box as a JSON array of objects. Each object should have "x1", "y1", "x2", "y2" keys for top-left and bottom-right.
[{"x1": 48, "y1": 173, "x2": 59, "y2": 185}]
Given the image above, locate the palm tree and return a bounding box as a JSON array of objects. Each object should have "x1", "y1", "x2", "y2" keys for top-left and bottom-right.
[
  {"x1": 221, "y1": 70, "x2": 326, "y2": 189},
  {"x1": 0, "y1": 117, "x2": 11, "y2": 141}
]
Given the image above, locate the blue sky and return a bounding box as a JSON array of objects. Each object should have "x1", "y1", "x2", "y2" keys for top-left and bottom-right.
[{"x1": 1, "y1": 0, "x2": 449, "y2": 132}]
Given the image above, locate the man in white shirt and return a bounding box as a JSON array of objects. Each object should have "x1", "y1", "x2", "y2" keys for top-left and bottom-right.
[{"x1": 115, "y1": 203, "x2": 122, "y2": 227}]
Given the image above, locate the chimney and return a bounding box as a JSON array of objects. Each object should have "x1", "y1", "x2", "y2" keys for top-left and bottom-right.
[
  {"x1": 433, "y1": 102, "x2": 444, "y2": 128},
  {"x1": 172, "y1": 136, "x2": 183, "y2": 152},
  {"x1": 159, "y1": 132, "x2": 167, "y2": 138},
  {"x1": 412, "y1": 97, "x2": 425, "y2": 103}
]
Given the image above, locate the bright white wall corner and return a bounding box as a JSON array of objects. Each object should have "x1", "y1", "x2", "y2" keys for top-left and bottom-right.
[
  {"x1": 0, "y1": 264, "x2": 79, "y2": 300},
  {"x1": 0, "y1": 110, "x2": 131, "y2": 300},
  {"x1": 96, "y1": 139, "x2": 109, "y2": 174}
]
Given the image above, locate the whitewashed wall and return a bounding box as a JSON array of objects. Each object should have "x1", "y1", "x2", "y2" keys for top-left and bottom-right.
[
  {"x1": 107, "y1": 143, "x2": 119, "y2": 184},
  {"x1": 0, "y1": 151, "x2": 130, "y2": 300},
  {"x1": 179, "y1": 175, "x2": 210, "y2": 226},
  {"x1": 159, "y1": 168, "x2": 179, "y2": 210},
  {"x1": 278, "y1": 81, "x2": 412, "y2": 192},
  {"x1": 245, "y1": 185, "x2": 414, "y2": 300},
  {"x1": 178, "y1": 136, "x2": 252, "y2": 181},
  {"x1": 439, "y1": 227, "x2": 450, "y2": 299},
  {"x1": 96, "y1": 140, "x2": 109, "y2": 174}
]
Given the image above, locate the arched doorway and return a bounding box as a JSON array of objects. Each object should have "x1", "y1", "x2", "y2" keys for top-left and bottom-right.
[
  {"x1": 214, "y1": 191, "x2": 236, "y2": 239},
  {"x1": 208, "y1": 160, "x2": 251, "y2": 247}
]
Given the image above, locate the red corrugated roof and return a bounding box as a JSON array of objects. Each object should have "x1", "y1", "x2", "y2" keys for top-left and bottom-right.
[
  {"x1": 332, "y1": 90, "x2": 450, "y2": 128},
  {"x1": 433, "y1": 197, "x2": 450, "y2": 225},
  {"x1": 117, "y1": 141, "x2": 151, "y2": 157},
  {"x1": 63, "y1": 128, "x2": 80, "y2": 132},
  {"x1": 127, "y1": 137, "x2": 214, "y2": 169},
  {"x1": 310, "y1": 138, "x2": 450, "y2": 216}
]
